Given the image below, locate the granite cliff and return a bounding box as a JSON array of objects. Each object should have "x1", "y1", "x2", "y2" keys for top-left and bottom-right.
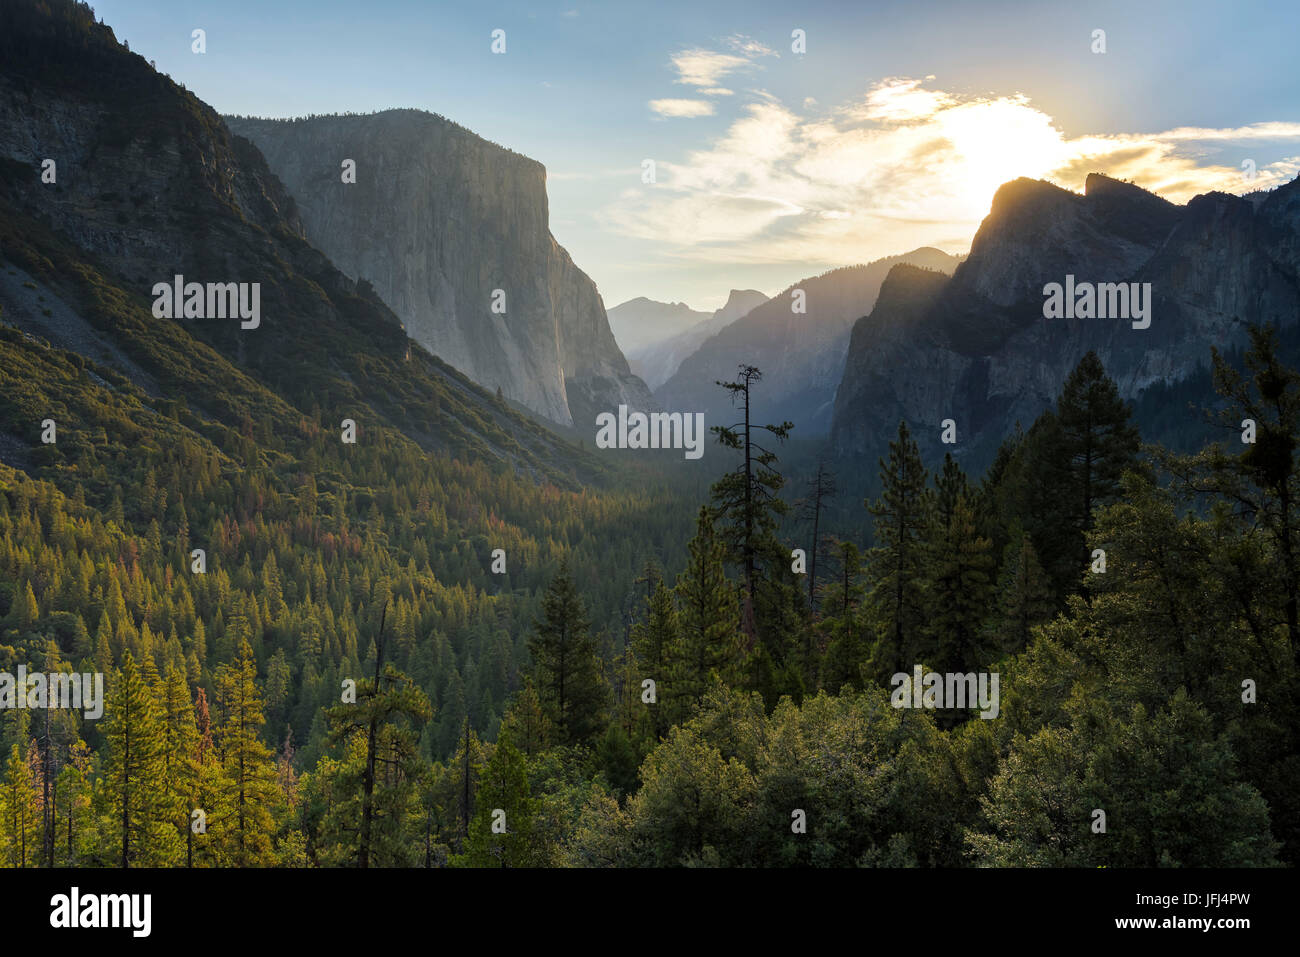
[
  {"x1": 830, "y1": 173, "x2": 1300, "y2": 473},
  {"x1": 227, "y1": 110, "x2": 654, "y2": 428},
  {"x1": 0, "y1": 2, "x2": 601, "y2": 485}
]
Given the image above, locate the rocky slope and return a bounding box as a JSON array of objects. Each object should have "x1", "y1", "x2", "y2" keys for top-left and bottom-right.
[
  {"x1": 627, "y1": 289, "x2": 768, "y2": 389},
  {"x1": 656, "y1": 250, "x2": 960, "y2": 435},
  {"x1": 830, "y1": 173, "x2": 1300, "y2": 473},
  {"x1": 226, "y1": 110, "x2": 654, "y2": 428}
]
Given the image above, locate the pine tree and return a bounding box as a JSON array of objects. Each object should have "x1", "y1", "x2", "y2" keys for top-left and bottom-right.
[
  {"x1": 1163, "y1": 326, "x2": 1300, "y2": 664},
  {"x1": 669, "y1": 508, "x2": 743, "y2": 722},
  {"x1": 800, "y1": 459, "x2": 837, "y2": 615},
  {"x1": 820, "y1": 540, "x2": 868, "y2": 692},
  {"x1": 102, "y1": 651, "x2": 166, "y2": 867},
  {"x1": 456, "y1": 727, "x2": 537, "y2": 867},
  {"x1": 1057, "y1": 351, "x2": 1142, "y2": 534},
  {"x1": 925, "y1": 491, "x2": 995, "y2": 675},
  {"x1": 0, "y1": 742, "x2": 39, "y2": 867},
  {"x1": 212, "y1": 639, "x2": 279, "y2": 866},
  {"x1": 528, "y1": 562, "x2": 607, "y2": 746},
  {"x1": 867, "y1": 421, "x2": 931, "y2": 679},
  {"x1": 630, "y1": 578, "x2": 677, "y2": 738},
  {"x1": 323, "y1": 603, "x2": 431, "y2": 867},
  {"x1": 709, "y1": 365, "x2": 794, "y2": 644},
  {"x1": 499, "y1": 680, "x2": 551, "y2": 757},
  {"x1": 155, "y1": 666, "x2": 199, "y2": 857},
  {"x1": 992, "y1": 527, "x2": 1055, "y2": 653}
]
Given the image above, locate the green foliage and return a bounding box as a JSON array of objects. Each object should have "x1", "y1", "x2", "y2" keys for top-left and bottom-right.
[
  {"x1": 528, "y1": 563, "x2": 608, "y2": 747},
  {"x1": 866, "y1": 420, "x2": 931, "y2": 680}
]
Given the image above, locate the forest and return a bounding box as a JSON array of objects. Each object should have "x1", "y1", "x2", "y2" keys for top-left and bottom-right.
[{"x1": 1, "y1": 304, "x2": 1295, "y2": 867}]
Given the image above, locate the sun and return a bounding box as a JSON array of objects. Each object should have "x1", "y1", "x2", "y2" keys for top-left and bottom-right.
[{"x1": 936, "y1": 97, "x2": 1071, "y2": 217}]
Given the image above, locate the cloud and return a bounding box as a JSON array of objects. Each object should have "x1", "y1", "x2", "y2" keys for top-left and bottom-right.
[
  {"x1": 649, "y1": 98, "x2": 716, "y2": 118},
  {"x1": 605, "y1": 77, "x2": 1300, "y2": 266},
  {"x1": 670, "y1": 49, "x2": 752, "y2": 88},
  {"x1": 851, "y1": 76, "x2": 957, "y2": 122},
  {"x1": 669, "y1": 34, "x2": 776, "y2": 89},
  {"x1": 724, "y1": 34, "x2": 778, "y2": 58}
]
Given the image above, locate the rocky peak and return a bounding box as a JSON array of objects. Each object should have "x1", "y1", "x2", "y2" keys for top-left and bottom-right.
[{"x1": 830, "y1": 172, "x2": 1300, "y2": 477}]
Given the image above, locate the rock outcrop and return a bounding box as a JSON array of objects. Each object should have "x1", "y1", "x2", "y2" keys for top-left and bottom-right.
[
  {"x1": 829, "y1": 173, "x2": 1300, "y2": 473},
  {"x1": 226, "y1": 110, "x2": 654, "y2": 428}
]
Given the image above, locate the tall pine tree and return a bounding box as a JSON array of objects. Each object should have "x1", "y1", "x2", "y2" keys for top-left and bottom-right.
[{"x1": 528, "y1": 562, "x2": 608, "y2": 746}]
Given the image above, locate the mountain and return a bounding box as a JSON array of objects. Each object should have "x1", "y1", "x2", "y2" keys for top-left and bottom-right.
[
  {"x1": 225, "y1": 110, "x2": 654, "y2": 429},
  {"x1": 655, "y1": 250, "x2": 960, "y2": 435},
  {"x1": 0, "y1": 0, "x2": 603, "y2": 486},
  {"x1": 628, "y1": 288, "x2": 768, "y2": 389},
  {"x1": 607, "y1": 297, "x2": 712, "y2": 355},
  {"x1": 829, "y1": 173, "x2": 1300, "y2": 474}
]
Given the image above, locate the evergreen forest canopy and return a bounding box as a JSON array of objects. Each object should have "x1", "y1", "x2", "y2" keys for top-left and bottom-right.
[{"x1": 1, "y1": 314, "x2": 1296, "y2": 867}]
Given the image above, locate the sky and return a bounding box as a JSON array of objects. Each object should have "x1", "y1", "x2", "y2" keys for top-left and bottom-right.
[{"x1": 97, "y1": 0, "x2": 1300, "y2": 311}]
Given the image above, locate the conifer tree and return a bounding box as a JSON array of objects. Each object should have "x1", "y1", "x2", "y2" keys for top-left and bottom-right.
[
  {"x1": 528, "y1": 562, "x2": 608, "y2": 746},
  {"x1": 800, "y1": 459, "x2": 837, "y2": 614},
  {"x1": 992, "y1": 527, "x2": 1055, "y2": 653},
  {"x1": 1016, "y1": 352, "x2": 1141, "y2": 596},
  {"x1": 499, "y1": 680, "x2": 551, "y2": 757},
  {"x1": 323, "y1": 603, "x2": 431, "y2": 867},
  {"x1": 709, "y1": 365, "x2": 794, "y2": 643},
  {"x1": 926, "y1": 492, "x2": 995, "y2": 675},
  {"x1": 820, "y1": 540, "x2": 868, "y2": 692},
  {"x1": 1163, "y1": 326, "x2": 1300, "y2": 664},
  {"x1": 212, "y1": 638, "x2": 279, "y2": 866},
  {"x1": 631, "y1": 578, "x2": 678, "y2": 738},
  {"x1": 103, "y1": 651, "x2": 166, "y2": 867},
  {"x1": 0, "y1": 742, "x2": 39, "y2": 867},
  {"x1": 867, "y1": 421, "x2": 931, "y2": 679},
  {"x1": 669, "y1": 508, "x2": 743, "y2": 721},
  {"x1": 155, "y1": 666, "x2": 199, "y2": 855},
  {"x1": 456, "y1": 727, "x2": 537, "y2": 867},
  {"x1": 1057, "y1": 351, "x2": 1142, "y2": 534}
]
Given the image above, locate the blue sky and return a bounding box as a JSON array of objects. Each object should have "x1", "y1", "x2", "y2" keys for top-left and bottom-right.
[{"x1": 97, "y1": 0, "x2": 1300, "y2": 310}]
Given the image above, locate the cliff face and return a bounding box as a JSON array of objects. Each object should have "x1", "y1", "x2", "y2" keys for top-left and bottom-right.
[
  {"x1": 830, "y1": 173, "x2": 1300, "y2": 472},
  {"x1": 656, "y1": 249, "x2": 960, "y2": 435},
  {"x1": 226, "y1": 110, "x2": 653, "y2": 428}
]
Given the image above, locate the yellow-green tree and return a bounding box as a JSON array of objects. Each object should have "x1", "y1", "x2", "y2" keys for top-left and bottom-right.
[{"x1": 212, "y1": 639, "x2": 280, "y2": 866}]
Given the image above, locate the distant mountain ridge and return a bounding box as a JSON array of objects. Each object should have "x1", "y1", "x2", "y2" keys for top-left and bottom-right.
[
  {"x1": 607, "y1": 297, "x2": 713, "y2": 355},
  {"x1": 656, "y1": 249, "x2": 961, "y2": 435},
  {"x1": 628, "y1": 289, "x2": 769, "y2": 389},
  {"x1": 830, "y1": 173, "x2": 1300, "y2": 474},
  {"x1": 226, "y1": 110, "x2": 655, "y2": 429}
]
